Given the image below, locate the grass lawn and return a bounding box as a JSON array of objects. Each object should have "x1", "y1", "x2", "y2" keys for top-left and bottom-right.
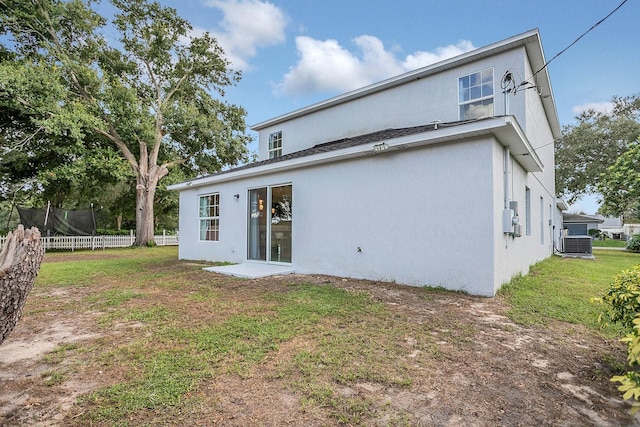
[
  {"x1": 593, "y1": 239, "x2": 628, "y2": 248},
  {"x1": 499, "y1": 249, "x2": 640, "y2": 336},
  {"x1": 30, "y1": 248, "x2": 422, "y2": 425},
  {"x1": 4, "y1": 246, "x2": 640, "y2": 425}
]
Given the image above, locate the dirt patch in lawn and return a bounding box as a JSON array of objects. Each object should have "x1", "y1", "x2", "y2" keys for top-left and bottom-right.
[{"x1": 1, "y1": 252, "x2": 639, "y2": 426}]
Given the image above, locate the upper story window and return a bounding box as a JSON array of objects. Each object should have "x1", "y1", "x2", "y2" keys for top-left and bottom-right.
[
  {"x1": 199, "y1": 193, "x2": 220, "y2": 241},
  {"x1": 459, "y1": 68, "x2": 494, "y2": 120},
  {"x1": 269, "y1": 131, "x2": 282, "y2": 159}
]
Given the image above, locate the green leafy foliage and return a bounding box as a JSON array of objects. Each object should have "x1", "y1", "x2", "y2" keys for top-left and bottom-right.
[
  {"x1": 595, "y1": 265, "x2": 640, "y2": 412},
  {"x1": 0, "y1": 0, "x2": 252, "y2": 243},
  {"x1": 588, "y1": 228, "x2": 602, "y2": 239},
  {"x1": 611, "y1": 316, "x2": 640, "y2": 414},
  {"x1": 556, "y1": 94, "x2": 640, "y2": 204},
  {"x1": 595, "y1": 266, "x2": 640, "y2": 330},
  {"x1": 599, "y1": 138, "x2": 640, "y2": 217},
  {"x1": 628, "y1": 235, "x2": 640, "y2": 253}
]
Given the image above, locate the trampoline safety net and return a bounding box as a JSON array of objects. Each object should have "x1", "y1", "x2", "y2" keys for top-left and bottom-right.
[{"x1": 17, "y1": 206, "x2": 97, "y2": 236}]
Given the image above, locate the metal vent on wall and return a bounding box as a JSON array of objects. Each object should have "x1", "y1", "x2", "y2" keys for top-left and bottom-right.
[{"x1": 563, "y1": 236, "x2": 593, "y2": 255}]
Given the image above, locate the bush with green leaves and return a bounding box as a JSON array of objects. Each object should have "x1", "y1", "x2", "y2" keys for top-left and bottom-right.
[
  {"x1": 597, "y1": 266, "x2": 640, "y2": 412},
  {"x1": 588, "y1": 228, "x2": 602, "y2": 239},
  {"x1": 612, "y1": 315, "x2": 640, "y2": 414},
  {"x1": 627, "y1": 235, "x2": 640, "y2": 253},
  {"x1": 596, "y1": 266, "x2": 640, "y2": 330}
]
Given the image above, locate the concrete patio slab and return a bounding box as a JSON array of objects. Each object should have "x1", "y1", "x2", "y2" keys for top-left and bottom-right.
[{"x1": 203, "y1": 263, "x2": 294, "y2": 279}]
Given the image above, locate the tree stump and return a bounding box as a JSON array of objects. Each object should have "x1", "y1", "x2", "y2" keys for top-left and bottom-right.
[{"x1": 0, "y1": 225, "x2": 45, "y2": 345}]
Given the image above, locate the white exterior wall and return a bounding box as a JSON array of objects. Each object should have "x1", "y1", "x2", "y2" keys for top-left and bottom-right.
[
  {"x1": 625, "y1": 225, "x2": 640, "y2": 237},
  {"x1": 178, "y1": 188, "x2": 248, "y2": 264},
  {"x1": 487, "y1": 62, "x2": 557, "y2": 291},
  {"x1": 256, "y1": 49, "x2": 528, "y2": 160},
  {"x1": 179, "y1": 137, "x2": 503, "y2": 296},
  {"x1": 491, "y1": 140, "x2": 555, "y2": 294},
  {"x1": 175, "y1": 30, "x2": 561, "y2": 296},
  {"x1": 293, "y1": 139, "x2": 495, "y2": 295}
]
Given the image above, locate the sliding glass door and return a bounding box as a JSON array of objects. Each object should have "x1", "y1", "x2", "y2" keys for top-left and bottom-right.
[
  {"x1": 248, "y1": 188, "x2": 268, "y2": 261},
  {"x1": 247, "y1": 185, "x2": 292, "y2": 263},
  {"x1": 270, "y1": 185, "x2": 292, "y2": 263}
]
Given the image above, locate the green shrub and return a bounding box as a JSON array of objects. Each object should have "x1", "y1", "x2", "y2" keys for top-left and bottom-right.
[
  {"x1": 612, "y1": 315, "x2": 640, "y2": 414},
  {"x1": 597, "y1": 266, "x2": 640, "y2": 413},
  {"x1": 596, "y1": 266, "x2": 640, "y2": 331},
  {"x1": 96, "y1": 229, "x2": 133, "y2": 236},
  {"x1": 628, "y1": 235, "x2": 640, "y2": 253}
]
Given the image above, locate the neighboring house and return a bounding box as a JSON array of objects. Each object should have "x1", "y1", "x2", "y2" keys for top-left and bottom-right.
[
  {"x1": 169, "y1": 29, "x2": 562, "y2": 297},
  {"x1": 560, "y1": 213, "x2": 601, "y2": 256},
  {"x1": 562, "y1": 213, "x2": 604, "y2": 236},
  {"x1": 595, "y1": 215, "x2": 624, "y2": 239},
  {"x1": 625, "y1": 224, "x2": 640, "y2": 239},
  {"x1": 587, "y1": 215, "x2": 640, "y2": 240}
]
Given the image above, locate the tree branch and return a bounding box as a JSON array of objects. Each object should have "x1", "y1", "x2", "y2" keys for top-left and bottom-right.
[
  {"x1": 161, "y1": 158, "x2": 185, "y2": 170},
  {"x1": 93, "y1": 124, "x2": 139, "y2": 172},
  {"x1": 162, "y1": 70, "x2": 191, "y2": 107},
  {"x1": 9, "y1": 126, "x2": 45, "y2": 152}
]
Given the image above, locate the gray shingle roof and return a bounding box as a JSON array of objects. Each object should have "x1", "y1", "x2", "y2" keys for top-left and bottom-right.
[
  {"x1": 207, "y1": 117, "x2": 492, "y2": 178},
  {"x1": 562, "y1": 213, "x2": 604, "y2": 224}
]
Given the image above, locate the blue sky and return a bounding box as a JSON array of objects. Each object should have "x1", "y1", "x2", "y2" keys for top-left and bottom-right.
[{"x1": 109, "y1": 0, "x2": 639, "y2": 213}]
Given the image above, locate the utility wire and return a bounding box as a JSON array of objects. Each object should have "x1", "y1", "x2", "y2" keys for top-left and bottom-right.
[
  {"x1": 513, "y1": 138, "x2": 558, "y2": 156},
  {"x1": 532, "y1": 0, "x2": 629, "y2": 79}
]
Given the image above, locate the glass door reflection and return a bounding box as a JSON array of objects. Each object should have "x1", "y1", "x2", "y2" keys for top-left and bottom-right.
[
  {"x1": 247, "y1": 188, "x2": 267, "y2": 261},
  {"x1": 270, "y1": 185, "x2": 292, "y2": 263}
]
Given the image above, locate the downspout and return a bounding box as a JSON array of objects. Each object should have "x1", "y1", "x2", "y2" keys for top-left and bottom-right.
[
  {"x1": 503, "y1": 147, "x2": 510, "y2": 210},
  {"x1": 502, "y1": 146, "x2": 515, "y2": 245}
]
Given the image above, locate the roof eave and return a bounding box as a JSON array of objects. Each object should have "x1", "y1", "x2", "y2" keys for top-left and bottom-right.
[
  {"x1": 523, "y1": 34, "x2": 561, "y2": 140},
  {"x1": 169, "y1": 117, "x2": 542, "y2": 191}
]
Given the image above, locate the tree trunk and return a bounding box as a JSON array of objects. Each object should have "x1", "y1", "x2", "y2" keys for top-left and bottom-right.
[
  {"x1": 134, "y1": 172, "x2": 160, "y2": 246},
  {"x1": 0, "y1": 225, "x2": 45, "y2": 345}
]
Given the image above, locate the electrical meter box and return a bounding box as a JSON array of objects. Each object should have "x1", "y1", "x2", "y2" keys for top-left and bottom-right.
[{"x1": 502, "y1": 208, "x2": 514, "y2": 233}]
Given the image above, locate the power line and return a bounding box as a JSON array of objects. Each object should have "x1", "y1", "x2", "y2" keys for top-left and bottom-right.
[
  {"x1": 512, "y1": 135, "x2": 563, "y2": 157},
  {"x1": 532, "y1": 0, "x2": 629, "y2": 79}
]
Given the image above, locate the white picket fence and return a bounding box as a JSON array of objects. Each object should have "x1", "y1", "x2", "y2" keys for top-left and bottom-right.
[{"x1": 0, "y1": 231, "x2": 178, "y2": 251}]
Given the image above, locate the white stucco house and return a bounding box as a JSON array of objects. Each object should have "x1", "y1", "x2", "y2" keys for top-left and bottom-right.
[{"x1": 169, "y1": 29, "x2": 563, "y2": 296}]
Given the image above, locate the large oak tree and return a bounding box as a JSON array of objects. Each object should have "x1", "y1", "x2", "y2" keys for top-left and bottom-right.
[
  {"x1": 598, "y1": 137, "x2": 640, "y2": 219},
  {"x1": 556, "y1": 94, "x2": 640, "y2": 206},
  {"x1": 0, "y1": 0, "x2": 250, "y2": 245}
]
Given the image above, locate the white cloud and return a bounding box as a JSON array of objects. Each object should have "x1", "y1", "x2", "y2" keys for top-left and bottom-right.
[
  {"x1": 276, "y1": 36, "x2": 378, "y2": 95},
  {"x1": 277, "y1": 36, "x2": 476, "y2": 96},
  {"x1": 402, "y1": 40, "x2": 476, "y2": 70},
  {"x1": 571, "y1": 101, "x2": 614, "y2": 115},
  {"x1": 202, "y1": 0, "x2": 287, "y2": 70}
]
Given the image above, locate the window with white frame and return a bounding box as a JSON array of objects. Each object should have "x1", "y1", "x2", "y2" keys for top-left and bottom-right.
[
  {"x1": 269, "y1": 131, "x2": 282, "y2": 159},
  {"x1": 199, "y1": 193, "x2": 220, "y2": 241},
  {"x1": 459, "y1": 68, "x2": 494, "y2": 120}
]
